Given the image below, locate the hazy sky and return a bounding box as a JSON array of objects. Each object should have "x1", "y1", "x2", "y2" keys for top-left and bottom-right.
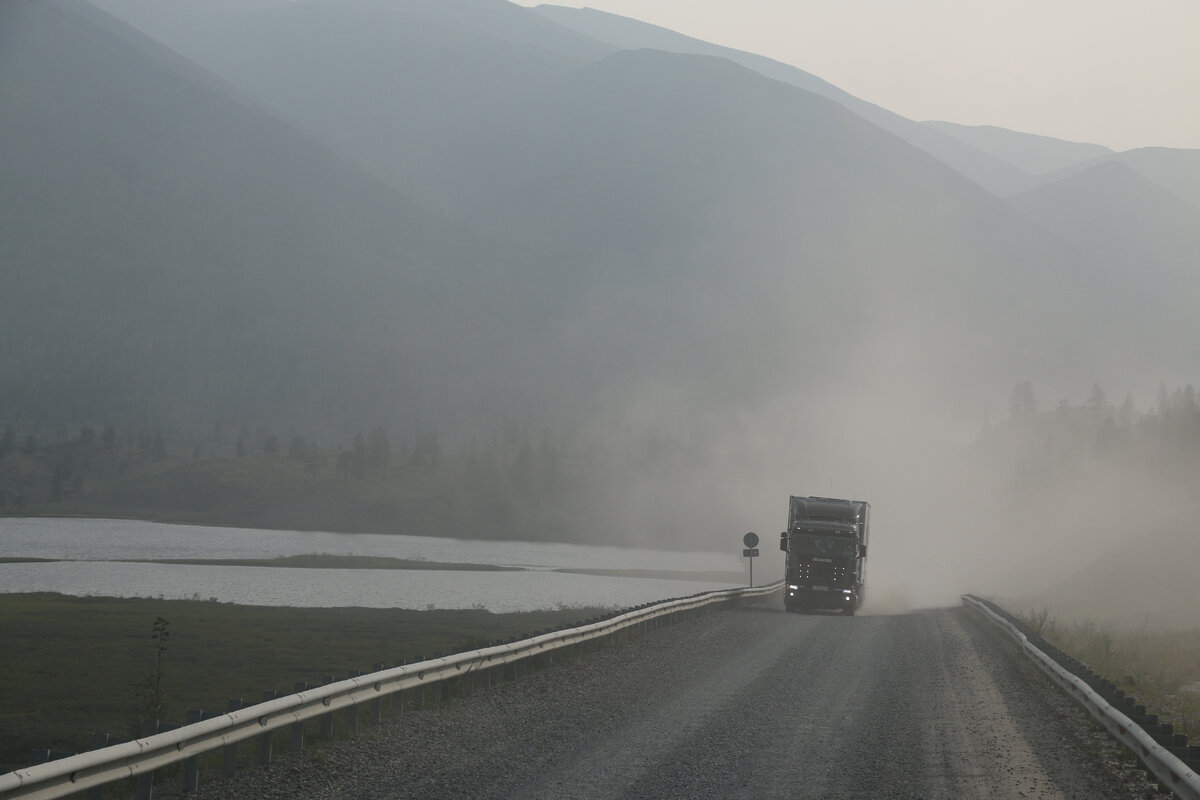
[{"x1": 519, "y1": 0, "x2": 1200, "y2": 152}]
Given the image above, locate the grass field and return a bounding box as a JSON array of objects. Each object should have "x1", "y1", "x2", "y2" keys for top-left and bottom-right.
[
  {"x1": 0, "y1": 592, "x2": 615, "y2": 773},
  {"x1": 1020, "y1": 608, "x2": 1200, "y2": 738}
]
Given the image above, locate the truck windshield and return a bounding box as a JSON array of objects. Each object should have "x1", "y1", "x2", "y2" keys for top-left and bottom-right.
[{"x1": 790, "y1": 535, "x2": 856, "y2": 557}]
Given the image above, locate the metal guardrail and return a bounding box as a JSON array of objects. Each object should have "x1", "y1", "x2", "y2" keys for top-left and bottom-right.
[
  {"x1": 0, "y1": 581, "x2": 782, "y2": 800},
  {"x1": 962, "y1": 594, "x2": 1200, "y2": 800}
]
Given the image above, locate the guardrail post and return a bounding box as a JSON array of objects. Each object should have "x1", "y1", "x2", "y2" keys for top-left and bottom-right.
[
  {"x1": 319, "y1": 707, "x2": 333, "y2": 739},
  {"x1": 370, "y1": 694, "x2": 383, "y2": 725},
  {"x1": 222, "y1": 699, "x2": 242, "y2": 777},
  {"x1": 343, "y1": 673, "x2": 360, "y2": 736},
  {"x1": 84, "y1": 734, "x2": 110, "y2": 800},
  {"x1": 369, "y1": 665, "x2": 385, "y2": 725},
  {"x1": 182, "y1": 710, "x2": 203, "y2": 792},
  {"x1": 320, "y1": 677, "x2": 335, "y2": 739},
  {"x1": 134, "y1": 720, "x2": 160, "y2": 800},
  {"x1": 432, "y1": 679, "x2": 443, "y2": 705},
  {"x1": 1170, "y1": 733, "x2": 1188, "y2": 760},
  {"x1": 407, "y1": 683, "x2": 419, "y2": 711},
  {"x1": 257, "y1": 691, "x2": 278, "y2": 766},
  {"x1": 1187, "y1": 744, "x2": 1200, "y2": 771},
  {"x1": 290, "y1": 683, "x2": 310, "y2": 751}
]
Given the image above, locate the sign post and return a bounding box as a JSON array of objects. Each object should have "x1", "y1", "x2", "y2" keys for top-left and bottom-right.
[{"x1": 742, "y1": 531, "x2": 760, "y2": 587}]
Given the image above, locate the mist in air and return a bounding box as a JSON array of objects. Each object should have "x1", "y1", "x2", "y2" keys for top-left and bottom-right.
[{"x1": 3, "y1": 0, "x2": 1199, "y2": 625}]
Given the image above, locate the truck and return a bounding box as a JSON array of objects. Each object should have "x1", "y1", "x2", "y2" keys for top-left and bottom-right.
[{"x1": 779, "y1": 496, "x2": 869, "y2": 615}]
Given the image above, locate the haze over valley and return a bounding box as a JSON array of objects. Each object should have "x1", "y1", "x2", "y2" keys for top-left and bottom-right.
[{"x1": 3, "y1": 0, "x2": 1199, "y2": 618}]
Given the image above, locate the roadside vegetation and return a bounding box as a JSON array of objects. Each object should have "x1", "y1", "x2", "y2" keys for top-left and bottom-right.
[
  {"x1": 985, "y1": 380, "x2": 1200, "y2": 738},
  {"x1": 1019, "y1": 607, "x2": 1200, "y2": 738},
  {"x1": 0, "y1": 592, "x2": 615, "y2": 773}
]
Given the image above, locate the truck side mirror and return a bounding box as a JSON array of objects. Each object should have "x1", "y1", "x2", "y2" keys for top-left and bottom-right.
[{"x1": 779, "y1": 532, "x2": 788, "y2": 551}]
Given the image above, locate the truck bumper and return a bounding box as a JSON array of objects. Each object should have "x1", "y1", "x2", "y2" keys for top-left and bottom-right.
[{"x1": 784, "y1": 585, "x2": 858, "y2": 611}]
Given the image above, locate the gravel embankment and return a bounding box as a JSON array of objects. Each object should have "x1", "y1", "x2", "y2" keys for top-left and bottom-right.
[{"x1": 164, "y1": 600, "x2": 1156, "y2": 800}]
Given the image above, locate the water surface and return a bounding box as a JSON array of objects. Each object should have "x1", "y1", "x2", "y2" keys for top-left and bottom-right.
[{"x1": 0, "y1": 518, "x2": 747, "y2": 611}]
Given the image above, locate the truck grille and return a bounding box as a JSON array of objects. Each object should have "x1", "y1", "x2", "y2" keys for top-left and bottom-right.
[{"x1": 796, "y1": 561, "x2": 847, "y2": 585}]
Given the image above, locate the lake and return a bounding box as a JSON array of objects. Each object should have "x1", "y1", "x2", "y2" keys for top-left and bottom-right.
[{"x1": 0, "y1": 518, "x2": 750, "y2": 612}]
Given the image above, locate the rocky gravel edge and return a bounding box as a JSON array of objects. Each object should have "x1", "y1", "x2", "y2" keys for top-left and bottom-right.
[{"x1": 959, "y1": 604, "x2": 1162, "y2": 799}]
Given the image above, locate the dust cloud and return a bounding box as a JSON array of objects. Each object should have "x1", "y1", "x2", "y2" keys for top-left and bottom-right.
[{"x1": 566, "y1": 309, "x2": 1200, "y2": 631}]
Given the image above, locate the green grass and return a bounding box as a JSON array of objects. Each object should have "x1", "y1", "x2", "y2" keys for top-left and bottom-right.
[{"x1": 0, "y1": 593, "x2": 615, "y2": 772}]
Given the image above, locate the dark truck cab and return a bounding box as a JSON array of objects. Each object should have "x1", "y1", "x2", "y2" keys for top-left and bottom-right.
[{"x1": 780, "y1": 496, "x2": 869, "y2": 615}]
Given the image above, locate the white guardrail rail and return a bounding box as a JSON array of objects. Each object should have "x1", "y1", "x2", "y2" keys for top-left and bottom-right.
[
  {"x1": 0, "y1": 581, "x2": 782, "y2": 800},
  {"x1": 962, "y1": 594, "x2": 1200, "y2": 800}
]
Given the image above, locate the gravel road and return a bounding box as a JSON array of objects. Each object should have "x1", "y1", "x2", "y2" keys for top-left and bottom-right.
[{"x1": 173, "y1": 599, "x2": 1154, "y2": 799}]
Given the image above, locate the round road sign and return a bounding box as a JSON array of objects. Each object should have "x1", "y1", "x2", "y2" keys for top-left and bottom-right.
[{"x1": 743, "y1": 531, "x2": 759, "y2": 549}]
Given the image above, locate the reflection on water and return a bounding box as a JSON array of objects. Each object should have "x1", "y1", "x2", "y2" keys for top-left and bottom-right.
[
  {"x1": 0, "y1": 561, "x2": 739, "y2": 612},
  {"x1": 0, "y1": 518, "x2": 747, "y2": 611},
  {"x1": 0, "y1": 518, "x2": 736, "y2": 569}
]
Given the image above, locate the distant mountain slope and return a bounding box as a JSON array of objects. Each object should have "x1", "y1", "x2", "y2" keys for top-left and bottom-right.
[
  {"x1": 85, "y1": 0, "x2": 616, "y2": 198},
  {"x1": 1009, "y1": 162, "x2": 1200, "y2": 321},
  {"x1": 417, "y1": 47, "x2": 1128, "y2": 416},
  {"x1": 78, "y1": 0, "x2": 283, "y2": 40},
  {"x1": 923, "y1": 120, "x2": 1113, "y2": 177},
  {"x1": 0, "y1": 0, "x2": 446, "y2": 432},
  {"x1": 77, "y1": 0, "x2": 1085, "y2": 381},
  {"x1": 1115, "y1": 147, "x2": 1200, "y2": 209},
  {"x1": 8, "y1": 0, "x2": 1180, "y2": 434},
  {"x1": 1030, "y1": 146, "x2": 1200, "y2": 211},
  {"x1": 531, "y1": 4, "x2": 1036, "y2": 196}
]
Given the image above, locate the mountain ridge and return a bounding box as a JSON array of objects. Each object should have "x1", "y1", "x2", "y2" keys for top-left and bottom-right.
[
  {"x1": 923, "y1": 119, "x2": 1113, "y2": 177},
  {"x1": 531, "y1": 3, "x2": 1038, "y2": 196}
]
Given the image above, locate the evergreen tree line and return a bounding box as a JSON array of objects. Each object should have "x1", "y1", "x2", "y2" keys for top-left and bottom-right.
[
  {"x1": 0, "y1": 416, "x2": 586, "y2": 542},
  {"x1": 0, "y1": 409, "x2": 715, "y2": 545},
  {"x1": 979, "y1": 380, "x2": 1200, "y2": 492}
]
